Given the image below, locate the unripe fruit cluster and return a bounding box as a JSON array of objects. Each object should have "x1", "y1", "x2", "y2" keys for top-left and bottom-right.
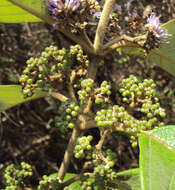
[
  {"x1": 38, "y1": 173, "x2": 59, "y2": 190},
  {"x1": 94, "y1": 164, "x2": 117, "y2": 180},
  {"x1": 92, "y1": 149, "x2": 116, "y2": 169},
  {"x1": 95, "y1": 81, "x2": 111, "y2": 104},
  {"x1": 141, "y1": 100, "x2": 166, "y2": 119},
  {"x1": 20, "y1": 45, "x2": 88, "y2": 98},
  {"x1": 95, "y1": 105, "x2": 125, "y2": 127},
  {"x1": 81, "y1": 179, "x2": 93, "y2": 190},
  {"x1": 74, "y1": 135, "x2": 93, "y2": 159},
  {"x1": 3, "y1": 162, "x2": 32, "y2": 190},
  {"x1": 120, "y1": 75, "x2": 157, "y2": 103},
  {"x1": 95, "y1": 102, "x2": 165, "y2": 147},
  {"x1": 65, "y1": 102, "x2": 80, "y2": 129},
  {"x1": 78, "y1": 78, "x2": 94, "y2": 104},
  {"x1": 20, "y1": 45, "x2": 70, "y2": 97},
  {"x1": 70, "y1": 45, "x2": 89, "y2": 65}
]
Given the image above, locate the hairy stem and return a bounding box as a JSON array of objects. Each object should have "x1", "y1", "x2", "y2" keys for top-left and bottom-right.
[{"x1": 94, "y1": 0, "x2": 116, "y2": 54}]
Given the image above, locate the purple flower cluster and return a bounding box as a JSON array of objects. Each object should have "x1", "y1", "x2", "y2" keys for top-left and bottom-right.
[
  {"x1": 48, "y1": 0, "x2": 80, "y2": 18},
  {"x1": 147, "y1": 12, "x2": 171, "y2": 43}
]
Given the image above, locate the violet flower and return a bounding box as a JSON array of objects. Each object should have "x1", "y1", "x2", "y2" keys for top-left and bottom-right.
[
  {"x1": 47, "y1": 0, "x2": 63, "y2": 17},
  {"x1": 65, "y1": 0, "x2": 80, "y2": 11},
  {"x1": 147, "y1": 12, "x2": 171, "y2": 43},
  {"x1": 48, "y1": 0, "x2": 80, "y2": 16}
]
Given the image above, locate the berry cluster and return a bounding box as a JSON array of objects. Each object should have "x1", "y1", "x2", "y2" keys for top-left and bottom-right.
[
  {"x1": 80, "y1": 177, "x2": 94, "y2": 190},
  {"x1": 70, "y1": 45, "x2": 89, "y2": 64},
  {"x1": 95, "y1": 81, "x2": 111, "y2": 104},
  {"x1": 65, "y1": 102, "x2": 80, "y2": 129},
  {"x1": 38, "y1": 173, "x2": 60, "y2": 190},
  {"x1": 3, "y1": 162, "x2": 32, "y2": 190},
  {"x1": 78, "y1": 78, "x2": 94, "y2": 104},
  {"x1": 95, "y1": 106, "x2": 124, "y2": 127},
  {"x1": 20, "y1": 45, "x2": 88, "y2": 98},
  {"x1": 20, "y1": 45, "x2": 71, "y2": 97},
  {"x1": 95, "y1": 101, "x2": 165, "y2": 147},
  {"x1": 74, "y1": 135, "x2": 93, "y2": 159},
  {"x1": 92, "y1": 149, "x2": 117, "y2": 169},
  {"x1": 120, "y1": 75, "x2": 156, "y2": 103}
]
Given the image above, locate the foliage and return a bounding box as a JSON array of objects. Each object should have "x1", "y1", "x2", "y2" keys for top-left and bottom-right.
[{"x1": 0, "y1": 0, "x2": 175, "y2": 189}]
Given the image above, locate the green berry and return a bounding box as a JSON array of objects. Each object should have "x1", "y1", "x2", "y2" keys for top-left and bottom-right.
[
  {"x1": 68, "y1": 123, "x2": 75, "y2": 128},
  {"x1": 71, "y1": 111, "x2": 78, "y2": 117}
]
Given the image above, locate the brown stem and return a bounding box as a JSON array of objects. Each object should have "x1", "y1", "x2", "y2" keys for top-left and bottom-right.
[
  {"x1": 102, "y1": 34, "x2": 147, "y2": 55},
  {"x1": 50, "y1": 92, "x2": 68, "y2": 102},
  {"x1": 96, "y1": 129, "x2": 109, "y2": 150},
  {"x1": 78, "y1": 114, "x2": 97, "y2": 130},
  {"x1": 68, "y1": 70, "x2": 78, "y2": 103},
  {"x1": 94, "y1": 0, "x2": 116, "y2": 54},
  {"x1": 58, "y1": 126, "x2": 80, "y2": 181}
]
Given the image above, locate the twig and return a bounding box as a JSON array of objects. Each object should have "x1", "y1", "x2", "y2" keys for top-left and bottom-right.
[
  {"x1": 94, "y1": 0, "x2": 116, "y2": 54},
  {"x1": 96, "y1": 129, "x2": 109, "y2": 150},
  {"x1": 50, "y1": 92, "x2": 68, "y2": 102},
  {"x1": 68, "y1": 70, "x2": 78, "y2": 103},
  {"x1": 81, "y1": 30, "x2": 94, "y2": 50},
  {"x1": 102, "y1": 34, "x2": 147, "y2": 55}
]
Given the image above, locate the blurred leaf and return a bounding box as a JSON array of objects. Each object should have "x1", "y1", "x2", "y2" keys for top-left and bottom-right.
[
  {"x1": 148, "y1": 19, "x2": 175, "y2": 77},
  {"x1": 139, "y1": 125, "x2": 175, "y2": 190},
  {"x1": 149, "y1": 125, "x2": 175, "y2": 149},
  {"x1": 0, "y1": 85, "x2": 47, "y2": 111},
  {"x1": 0, "y1": 0, "x2": 45, "y2": 22},
  {"x1": 117, "y1": 168, "x2": 141, "y2": 190}
]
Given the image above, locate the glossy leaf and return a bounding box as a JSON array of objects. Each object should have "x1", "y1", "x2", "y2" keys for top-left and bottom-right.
[
  {"x1": 0, "y1": 0, "x2": 45, "y2": 22},
  {"x1": 139, "y1": 125, "x2": 175, "y2": 190},
  {"x1": 116, "y1": 168, "x2": 141, "y2": 190},
  {"x1": 0, "y1": 85, "x2": 47, "y2": 111}
]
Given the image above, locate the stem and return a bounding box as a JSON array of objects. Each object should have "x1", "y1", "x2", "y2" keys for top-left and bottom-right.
[
  {"x1": 94, "y1": 0, "x2": 116, "y2": 54},
  {"x1": 58, "y1": 126, "x2": 80, "y2": 181},
  {"x1": 50, "y1": 92, "x2": 68, "y2": 102},
  {"x1": 88, "y1": 56, "x2": 101, "y2": 79},
  {"x1": 96, "y1": 129, "x2": 109, "y2": 150},
  {"x1": 102, "y1": 34, "x2": 147, "y2": 55},
  {"x1": 68, "y1": 70, "x2": 78, "y2": 103}
]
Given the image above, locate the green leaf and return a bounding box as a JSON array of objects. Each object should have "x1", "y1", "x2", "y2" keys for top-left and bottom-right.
[
  {"x1": 116, "y1": 168, "x2": 141, "y2": 190},
  {"x1": 148, "y1": 20, "x2": 175, "y2": 77},
  {"x1": 0, "y1": 85, "x2": 47, "y2": 111},
  {"x1": 139, "y1": 125, "x2": 175, "y2": 190},
  {"x1": 0, "y1": 0, "x2": 45, "y2": 22},
  {"x1": 64, "y1": 173, "x2": 82, "y2": 190}
]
